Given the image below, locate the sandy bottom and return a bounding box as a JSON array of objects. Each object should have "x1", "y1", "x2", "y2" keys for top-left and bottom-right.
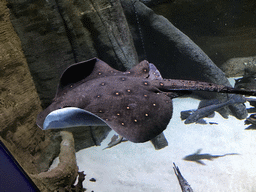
[{"x1": 51, "y1": 78, "x2": 256, "y2": 192}]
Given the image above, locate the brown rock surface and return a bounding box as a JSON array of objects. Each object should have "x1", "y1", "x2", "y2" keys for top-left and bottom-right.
[
  {"x1": 0, "y1": 1, "x2": 115, "y2": 190},
  {"x1": 31, "y1": 131, "x2": 78, "y2": 192},
  {"x1": 0, "y1": 0, "x2": 51, "y2": 174},
  {"x1": 7, "y1": 0, "x2": 138, "y2": 108},
  {"x1": 0, "y1": 1, "x2": 78, "y2": 191}
]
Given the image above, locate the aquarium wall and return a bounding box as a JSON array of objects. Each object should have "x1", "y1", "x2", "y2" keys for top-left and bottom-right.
[{"x1": 0, "y1": 0, "x2": 256, "y2": 191}]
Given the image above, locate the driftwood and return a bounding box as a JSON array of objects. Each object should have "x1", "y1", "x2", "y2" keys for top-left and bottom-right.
[{"x1": 31, "y1": 131, "x2": 78, "y2": 192}]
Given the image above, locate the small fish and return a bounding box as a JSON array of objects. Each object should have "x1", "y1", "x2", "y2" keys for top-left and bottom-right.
[
  {"x1": 234, "y1": 69, "x2": 256, "y2": 91},
  {"x1": 246, "y1": 97, "x2": 256, "y2": 107},
  {"x1": 103, "y1": 134, "x2": 127, "y2": 150},
  {"x1": 244, "y1": 97, "x2": 256, "y2": 113},
  {"x1": 173, "y1": 163, "x2": 193, "y2": 192},
  {"x1": 245, "y1": 114, "x2": 256, "y2": 125},
  {"x1": 183, "y1": 149, "x2": 239, "y2": 165},
  {"x1": 209, "y1": 122, "x2": 218, "y2": 125},
  {"x1": 244, "y1": 114, "x2": 256, "y2": 129},
  {"x1": 245, "y1": 124, "x2": 256, "y2": 130},
  {"x1": 184, "y1": 94, "x2": 246, "y2": 124},
  {"x1": 180, "y1": 110, "x2": 208, "y2": 124}
]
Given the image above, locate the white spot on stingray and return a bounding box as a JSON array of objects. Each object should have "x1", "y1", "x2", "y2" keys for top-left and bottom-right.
[{"x1": 143, "y1": 82, "x2": 148, "y2": 86}]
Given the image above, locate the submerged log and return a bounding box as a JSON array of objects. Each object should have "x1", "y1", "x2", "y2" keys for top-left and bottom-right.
[{"x1": 31, "y1": 131, "x2": 78, "y2": 192}]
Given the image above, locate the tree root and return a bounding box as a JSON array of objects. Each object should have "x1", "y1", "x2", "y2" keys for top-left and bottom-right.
[{"x1": 31, "y1": 131, "x2": 78, "y2": 192}]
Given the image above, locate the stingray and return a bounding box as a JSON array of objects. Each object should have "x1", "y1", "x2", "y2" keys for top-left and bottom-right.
[{"x1": 36, "y1": 58, "x2": 256, "y2": 143}]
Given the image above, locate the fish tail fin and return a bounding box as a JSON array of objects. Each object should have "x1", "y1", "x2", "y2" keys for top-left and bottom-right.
[{"x1": 226, "y1": 153, "x2": 240, "y2": 156}]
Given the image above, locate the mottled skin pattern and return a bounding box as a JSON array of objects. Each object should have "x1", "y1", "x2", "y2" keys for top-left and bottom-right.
[
  {"x1": 37, "y1": 58, "x2": 256, "y2": 143},
  {"x1": 37, "y1": 58, "x2": 172, "y2": 142}
]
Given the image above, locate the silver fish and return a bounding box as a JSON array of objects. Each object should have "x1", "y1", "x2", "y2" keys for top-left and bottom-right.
[{"x1": 173, "y1": 163, "x2": 193, "y2": 192}]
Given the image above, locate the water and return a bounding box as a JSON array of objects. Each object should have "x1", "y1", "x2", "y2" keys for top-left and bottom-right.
[{"x1": 3, "y1": 0, "x2": 256, "y2": 191}]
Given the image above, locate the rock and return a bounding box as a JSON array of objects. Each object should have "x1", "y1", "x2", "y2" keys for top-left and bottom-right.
[
  {"x1": 31, "y1": 131, "x2": 78, "y2": 192},
  {"x1": 221, "y1": 56, "x2": 256, "y2": 77},
  {"x1": 0, "y1": 0, "x2": 61, "y2": 187},
  {"x1": 0, "y1": 2, "x2": 84, "y2": 191},
  {"x1": 7, "y1": 0, "x2": 76, "y2": 108},
  {"x1": 7, "y1": 0, "x2": 138, "y2": 108},
  {"x1": 72, "y1": 126, "x2": 111, "y2": 152},
  {"x1": 121, "y1": 0, "x2": 229, "y2": 84},
  {"x1": 121, "y1": 0, "x2": 247, "y2": 119}
]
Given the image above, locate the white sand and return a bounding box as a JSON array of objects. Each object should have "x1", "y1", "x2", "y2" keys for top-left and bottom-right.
[{"x1": 51, "y1": 78, "x2": 256, "y2": 191}]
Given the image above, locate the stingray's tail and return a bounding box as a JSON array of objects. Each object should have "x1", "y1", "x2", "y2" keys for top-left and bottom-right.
[{"x1": 153, "y1": 79, "x2": 256, "y2": 96}]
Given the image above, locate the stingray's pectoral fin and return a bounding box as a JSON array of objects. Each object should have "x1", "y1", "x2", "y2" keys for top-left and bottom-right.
[{"x1": 43, "y1": 107, "x2": 107, "y2": 130}]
